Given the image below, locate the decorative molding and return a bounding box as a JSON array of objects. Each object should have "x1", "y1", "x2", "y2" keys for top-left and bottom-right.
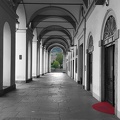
[
  {"x1": 95, "y1": 0, "x2": 105, "y2": 5},
  {"x1": 26, "y1": 29, "x2": 34, "y2": 39},
  {"x1": 99, "y1": 29, "x2": 119, "y2": 47},
  {"x1": 99, "y1": 40, "x2": 103, "y2": 47},
  {"x1": 0, "y1": 0, "x2": 18, "y2": 20},
  {"x1": 114, "y1": 29, "x2": 120, "y2": 41}
]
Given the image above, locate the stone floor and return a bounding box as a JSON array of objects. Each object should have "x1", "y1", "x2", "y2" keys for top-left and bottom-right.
[{"x1": 0, "y1": 73, "x2": 119, "y2": 120}]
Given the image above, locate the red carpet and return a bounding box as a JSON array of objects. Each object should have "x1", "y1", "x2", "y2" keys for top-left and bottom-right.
[{"x1": 92, "y1": 102, "x2": 114, "y2": 114}]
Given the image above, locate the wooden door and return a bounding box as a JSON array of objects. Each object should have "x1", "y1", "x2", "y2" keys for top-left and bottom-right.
[
  {"x1": 105, "y1": 45, "x2": 115, "y2": 105},
  {"x1": 89, "y1": 53, "x2": 92, "y2": 91}
]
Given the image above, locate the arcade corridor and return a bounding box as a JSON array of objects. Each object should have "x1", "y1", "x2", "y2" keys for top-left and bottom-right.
[
  {"x1": 1, "y1": 0, "x2": 120, "y2": 119},
  {"x1": 0, "y1": 73, "x2": 119, "y2": 120}
]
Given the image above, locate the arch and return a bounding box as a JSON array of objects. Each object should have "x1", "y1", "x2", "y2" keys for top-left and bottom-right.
[
  {"x1": 51, "y1": 47, "x2": 63, "y2": 53},
  {"x1": 101, "y1": 9, "x2": 117, "y2": 40},
  {"x1": 100, "y1": 9, "x2": 117, "y2": 106},
  {"x1": 47, "y1": 43, "x2": 67, "y2": 54},
  {"x1": 28, "y1": 6, "x2": 77, "y2": 29},
  {"x1": 16, "y1": 3, "x2": 27, "y2": 29},
  {"x1": 39, "y1": 25, "x2": 72, "y2": 44},
  {"x1": 3, "y1": 22, "x2": 11, "y2": 87},
  {"x1": 43, "y1": 35, "x2": 70, "y2": 48},
  {"x1": 46, "y1": 40, "x2": 68, "y2": 51},
  {"x1": 103, "y1": 16, "x2": 117, "y2": 40}
]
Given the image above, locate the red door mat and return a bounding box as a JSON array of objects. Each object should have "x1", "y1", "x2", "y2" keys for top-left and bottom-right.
[{"x1": 92, "y1": 102, "x2": 115, "y2": 114}]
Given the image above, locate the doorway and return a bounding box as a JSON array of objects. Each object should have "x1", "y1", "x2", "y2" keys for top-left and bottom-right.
[
  {"x1": 105, "y1": 45, "x2": 115, "y2": 106},
  {"x1": 73, "y1": 60, "x2": 74, "y2": 79},
  {"x1": 88, "y1": 53, "x2": 92, "y2": 91},
  {"x1": 79, "y1": 44, "x2": 83, "y2": 84}
]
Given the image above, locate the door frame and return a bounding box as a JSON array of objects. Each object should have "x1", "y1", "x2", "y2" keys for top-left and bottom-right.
[
  {"x1": 104, "y1": 44, "x2": 115, "y2": 106},
  {"x1": 87, "y1": 52, "x2": 93, "y2": 91}
]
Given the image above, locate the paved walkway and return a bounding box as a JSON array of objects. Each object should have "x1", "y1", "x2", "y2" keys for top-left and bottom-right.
[{"x1": 0, "y1": 73, "x2": 119, "y2": 120}]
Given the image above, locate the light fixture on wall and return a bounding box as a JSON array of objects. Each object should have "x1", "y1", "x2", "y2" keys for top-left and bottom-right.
[
  {"x1": 16, "y1": 19, "x2": 20, "y2": 31},
  {"x1": 105, "y1": 0, "x2": 109, "y2": 6}
]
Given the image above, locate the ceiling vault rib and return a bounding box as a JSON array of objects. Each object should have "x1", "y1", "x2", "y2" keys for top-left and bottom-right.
[
  {"x1": 35, "y1": 27, "x2": 74, "y2": 29},
  {"x1": 19, "y1": 3, "x2": 83, "y2": 5},
  {"x1": 32, "y1": 21, "x2": 76, "y2": 23}
]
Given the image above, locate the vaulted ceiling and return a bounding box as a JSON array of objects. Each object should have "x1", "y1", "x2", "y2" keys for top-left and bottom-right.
[{"x1": 15, "y1": 0, "x2": 87, "y2": 52}]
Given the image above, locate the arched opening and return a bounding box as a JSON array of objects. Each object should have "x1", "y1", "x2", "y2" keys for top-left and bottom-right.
[
  {"x1": 28, "y1": 6, "x2": 77, "y2": 30},
  {"x1": 87, "y1": 35, "x2": 94, "y2": 91},
  {"x1": 103, "y1": 16, "x2": 117, "y2": 106},
  {"x1": 3, "y1": 22, "x2": 11, "y2": 88},
  {"x1": 50, "y1": 47, "x2": 63, "y2": 72}
]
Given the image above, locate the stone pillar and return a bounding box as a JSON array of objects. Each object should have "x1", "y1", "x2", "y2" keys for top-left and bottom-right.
[
  {"x1": 37, "y1": 42, "x2": 40, "y2": 77},
  {"x1": 44, "y1": 48, "x2": 46, "y2": 74},
  {"x1": 26, "y1": 29, "x2": 33, "y2": 83},
  {"x1": 40, "y1": 42, "x2": 43, "y2": 76},
  {"x1": 63, "y1": 53, "x2": 66, "y2": 72},
  {"x1": 32, "y1": 41, "x2": 37, "y2": 77},
  {"x1": 42, "y1": 47, "x2": 44, "y2": 75},
  {"x1": 48, "y1": 52, "x2": 51, "y2": 73}
]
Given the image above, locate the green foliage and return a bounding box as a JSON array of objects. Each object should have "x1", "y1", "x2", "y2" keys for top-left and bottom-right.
[
  {"x1": 56, "y1": 53, "x2": 63, "y2": 68},
  {"x1": 52, "y1": 60, "x2": 60, "y2": 69}
]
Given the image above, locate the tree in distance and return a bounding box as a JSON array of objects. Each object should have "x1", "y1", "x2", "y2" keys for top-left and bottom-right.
[
  {"x1": 56, "y1": 53, "x2": 63, "y2": 68},
  {"x1": 52, "y1": 60, "x2": 60, "y2": 69}
]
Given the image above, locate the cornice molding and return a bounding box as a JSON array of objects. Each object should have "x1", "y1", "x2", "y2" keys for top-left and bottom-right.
[
  {"x1": 26, "y1": 29, "x2": 34, "y2": 39},
  {"x1": 0, "y1": 0, "x2": 18, "y2": 20}
]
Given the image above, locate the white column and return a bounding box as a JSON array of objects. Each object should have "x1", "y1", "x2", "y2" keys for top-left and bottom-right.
[
  {"x1": 40, "y1": 42, "x2": 43, "y2": 76},
  {"x1": 46, "y1": 50, "x2": 48, "y2": 73},
  {"x1": 32, "y1": 41, "x2": 37, "y2": 77},
  {"x1": 48, "y1": 52, "x2": 51, "y2": 73},
  {"x1": 63, "y1": 53, "x2": 66, "y2": 72},
  {"x1": 44, "y1": 48, "x2": 46, "y2": 74},
  {"x1": 37, "y1": 42, "x2": 40, "y2": 77},
  {"x1": 42, "y1": 47, "x2": 44, "y2": 75}
]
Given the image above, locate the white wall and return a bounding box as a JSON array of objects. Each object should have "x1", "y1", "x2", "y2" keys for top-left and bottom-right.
[
  {"x1": 3, "y1": 22, "x2": 11, "y2": 87},
  {"x1": 85, "y1": 6, "x2": 103, "y2": 100}
]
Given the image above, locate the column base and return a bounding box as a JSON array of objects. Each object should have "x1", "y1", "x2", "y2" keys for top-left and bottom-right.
[
  {"x1": 26, "y1": 78, "x2": 32, "y2": 83},
  {"x1": 37, "y1": 75, "x2": 40, "y2": 78},
  {"x1": 0, "y1": 84, "x2": 16, "y2": 96}
]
